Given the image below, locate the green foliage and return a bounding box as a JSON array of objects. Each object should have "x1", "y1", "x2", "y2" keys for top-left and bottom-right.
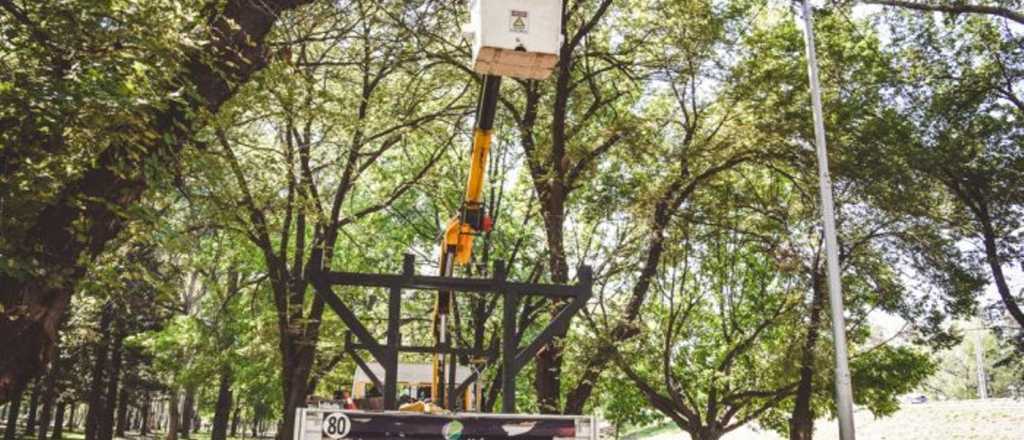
[
  {"x1": 924, "y1": 322, "x2": 1023, "y2": 400},
  {"x1": 4, "y1": 0, "x2": 1023, "y2": 436},
  {"x1": 595, "y1": 372, "x2": 661, "y2": 435},
  {"x1": 850, "y1": 346, "x2": 936, "y2": 416}
]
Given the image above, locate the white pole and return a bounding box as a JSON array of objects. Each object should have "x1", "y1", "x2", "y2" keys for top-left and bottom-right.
[
  {"x1": 974, "y1": 333, "x2": 988, "y2": 399},
  {"x1": 973, "y1": 321, "x2": 988, "y2": 399},
  {"x1": 798, "y1": 1, "x2": 856, "y2": 439}
]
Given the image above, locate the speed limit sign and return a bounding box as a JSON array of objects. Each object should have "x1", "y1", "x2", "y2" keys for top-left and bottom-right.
[{"x1": 321, "y1": 412, "x2": 350, "y2": 439}]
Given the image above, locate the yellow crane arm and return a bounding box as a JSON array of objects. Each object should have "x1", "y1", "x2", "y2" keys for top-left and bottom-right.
[
  {"x1": 440, "y1": 128, "x2": 493, "y2": 267},
  {"x1": 432, "y1": 75, "x2": 502, "y2": 407}
]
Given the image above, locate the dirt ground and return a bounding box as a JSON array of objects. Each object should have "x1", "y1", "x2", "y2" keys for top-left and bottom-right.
[{"x1": 639, "y1": 398, "x2": 1024, "y2": 440}]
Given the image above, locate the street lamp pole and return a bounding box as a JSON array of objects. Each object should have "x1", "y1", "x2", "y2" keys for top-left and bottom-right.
[{"x1": 798, "y1": 1, "x2": 856, "y2": 439}]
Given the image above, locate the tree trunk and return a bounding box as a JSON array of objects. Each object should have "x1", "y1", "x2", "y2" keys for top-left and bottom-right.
[
  {"x1": 155, "y1": 400, "x2": 163, "y2": 432},
  {"x1": 3, "y1": 391, "x2": 22, "y2": 440},
  {"x1": 229, "y1": 402, "x2": 241, "y2": 437},
  {"x1": 562, "y1": 186, "x2": 690, "y2": 414},
  {"x1": 979, "y1": 216, "x2": 1024, "y2": 328},
  {"x1": 534, "y1": 198, "x2": 569, "y2": 414},
  {"x1": 115, "y1": 387, "x2": 129, "y2": 437},
  {"x1": 250, "y1": 418, "x2": 258, "y2": 438},
  {"x1": 211, "y1": 367, "x2": 233, "y2": 440},
  {"x1": 85, "y1": 305, "x2": 114, "y2": 440},
  {"x1": 38, "y1": 360, "x2": 61, "y2": 440},
  {"x1": 139, "y1": 394, "x2": 151, "y2": 435},
  {"x1": 180, "y1": 386, "x2": 195, "y2": 437},
  {"x1": 281, "y1": 372, "x2": 308, "y2": 440},
  {"x1": 100, "y1": 327, "x2": 124, "y2": 440},
  {"x1": 179, "y1": 388, "x2": 194, "y2": 439},
  {"x1": 166, "y1": 393, "x2": 179, "y2": 440},
  {"x1": 51, "y1": 403, "x2": 66, "y2": 440},
  {"x1": 158, "y1": 404, "x2": 163, "y2": 431},
  {"x1": 691, "y1": 426, "x2": 723, "y2": 440},
  {"x1": 0, "y1": 275, "x2": 77, "y2": 404},
  {"x1": 37, "y1": 392, "x2": 53, "y2": 440},
  {"x1": 277, "y1": 336, "x2": 317, "y2": 440},
  {"x1": 789, "y1": 271, "x2": 826, "y2": 440},
  {"x1": 66, "y1": 404, "x2": 75, "y2": 430},
  {"x1": 26, "y1": 378, "x2": 41, "y2": 435}
]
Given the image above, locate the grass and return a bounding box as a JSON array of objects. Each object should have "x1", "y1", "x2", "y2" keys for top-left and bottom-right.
[
  {"x1": 622, "y1": 421, "x2": 679, "y2": 439},
  {"x1": 631, "y1": 398, "x2": 1024, "y2": 440},
  {"x1": 0, "y1": 428, "x2": 85, "y2": 440},
  {"x1": 0, "y1": 427, "x2": 257, "y2": 440},
  {"x1": 814, "y1": 399, "x2": 1024, "y2": 440}
]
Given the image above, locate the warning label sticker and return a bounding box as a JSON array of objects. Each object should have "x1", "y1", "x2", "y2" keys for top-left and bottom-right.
[{"x1": 510, "y1": 10, "x2": 528, "y2": 33}]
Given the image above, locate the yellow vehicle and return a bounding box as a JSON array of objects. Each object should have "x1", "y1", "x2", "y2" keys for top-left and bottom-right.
[{"x1": 351, "y1": 363, "x2": 477, "y2": 410}]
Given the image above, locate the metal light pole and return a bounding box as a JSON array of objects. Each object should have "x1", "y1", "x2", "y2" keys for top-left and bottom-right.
[
  {"x1": 973, "y1": 317, "x2": 989, "y2": 399},
  {"x1": 974, "y1": 331, "x2": 989, "y2": 399},
  {"x1": 797, "y1": 1, "x2": 856, "y2": 439}
]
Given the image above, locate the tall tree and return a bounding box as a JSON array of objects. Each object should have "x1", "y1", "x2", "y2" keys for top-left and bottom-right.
[
  {"x1": 25, "y1": 378, "x2": 39, "y2": 435},
  {"x1": 37, "y1": 346, "x2": 63, "y2": 440},
  {"x1": 165, "y1": 392, "x2": 179, "y2": 440},
  {"x1": 210, "y1": 366, "x2": 233, "y2": 440},
  {"x1": 722, "y1": 7, "x2": 981, "y2": 438},
  {"x1": 562, "y1": 0, "x2": 768, "y2": 414},
  {"x1": 184, "y1": 1, "x2": 466, "y2": 433},
  {"x1": 3, "y1": 391, "x2": 22, "y2": 440},
  {"x1": 614, "y1": 218, "x2": 804, "y2": 440},
  {"x1": 873, "y1": 11, "x2": 1024, "y2": 329},
  {"x1": 99, "y1": 320, "x2": 124, "y2": 440},
  {"x1": 0, "y1": 0, "x2": 321, "y2": 400},
  {"x1": 84, "y1": 305, "x2": 113, "y2": 440},
  {"x1": 491, "y1": 0, "x2": 638, "y2": 413},
  {"x1": 51, "y1": 403, "x2": 65, "y2": 440}
]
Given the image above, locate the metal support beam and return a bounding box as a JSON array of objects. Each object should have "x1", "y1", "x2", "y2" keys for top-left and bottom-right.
[
  {"x1": 345, "y1": 343, "x2": 495, "y2": 358},
  {"x1": 322, "y1": 271, "x2": 584, "y2": 298},
  {"x1": 346, "y1": 339, "x2": 385, "y2": 395},
  {"x1": 498, "y1": 261, "x2": 518, "y2": 413},
  {"x1": 312, "y1": 275, "x2": 387, "y2": 363},
  {"x1": 454, "y1": 369, "x2": 484, "y2": 410},
  {"x1": 312, "y1": 255, "x2": 592, "y2": 415},
  {"x1": 447, "y1": 352, "x2": 458, "y2": 409},
  {"x1": 512, "y1": 266, "x2": 592, "y2": 373},
  {"x1": 383, "y1": 255, "x2": 411, "y2": 410}
]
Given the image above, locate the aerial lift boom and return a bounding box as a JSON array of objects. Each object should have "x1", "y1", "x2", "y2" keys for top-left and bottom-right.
[
  {"x1": 432, "y1": 74, "x2": 502, "y2": 404},
  {"x1": 300, "y1": 2, "x2": 593, "y2": 437},
  {"x1": 302, "y1": 7, "x2": 598, "y2": 439},
  {"x1": 409, "y1": 0, "x2": 564, "y2": 408}
]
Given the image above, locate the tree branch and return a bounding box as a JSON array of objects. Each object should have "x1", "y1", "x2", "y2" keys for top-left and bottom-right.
[
  {"x1": 567, "y1": 131, "x2": 624, "y2": 187},
  {"x1": 863, "y1": 0, "x2": 1024, "y2": 25}
]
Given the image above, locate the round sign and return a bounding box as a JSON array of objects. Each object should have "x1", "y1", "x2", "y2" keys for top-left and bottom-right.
[
  {"x1": 442, "y1": 420, "x2": 464, "y2": 440},
  {"x1": 322, "y1": 412, "x2": 350, "y2": 439}
]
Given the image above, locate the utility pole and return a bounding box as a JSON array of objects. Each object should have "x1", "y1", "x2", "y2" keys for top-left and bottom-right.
[
  {"x1": 798, "y1": 1, "x2": 856, "y2": 439},
  {"x1": 974, "y1": 333, "x2": 989, "y2": 399},
  {"x1": 973, "y1": 318, "x2": 989, "y2": 399}
]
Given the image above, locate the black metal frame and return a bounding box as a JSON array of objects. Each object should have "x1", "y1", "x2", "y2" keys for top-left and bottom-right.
[{"x1": 310, "y1": 254, "x2": 592, "y2": 413}]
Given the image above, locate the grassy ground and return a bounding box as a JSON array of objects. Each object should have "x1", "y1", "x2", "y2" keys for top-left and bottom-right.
[
  {"x1": 0, "y1": 428, "x2": 258, "y2": 440},
  {"x1": 633, "y1": 398, "x2": 1024, "y2": 440},
  {"x1": 623, "y1": 422, "x2": 678, "y2": 439},
  {"x1": 0, "y1": 429, "x2": 85, "y2": 440}
]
